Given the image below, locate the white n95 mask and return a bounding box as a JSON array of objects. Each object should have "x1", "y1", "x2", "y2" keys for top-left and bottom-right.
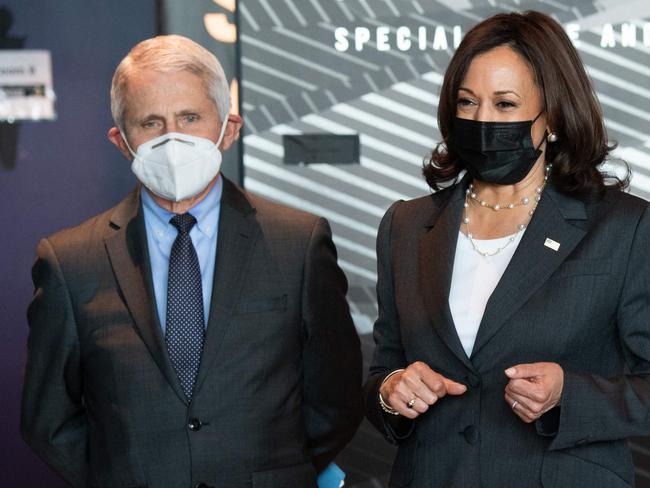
[{"x1": 122, "y1": 119, "x2": 228, "y2": 202}]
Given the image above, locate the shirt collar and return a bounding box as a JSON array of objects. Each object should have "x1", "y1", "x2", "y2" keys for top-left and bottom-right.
[{"x1": 141, "y1": 176, "x2": 223, "y2": 239}]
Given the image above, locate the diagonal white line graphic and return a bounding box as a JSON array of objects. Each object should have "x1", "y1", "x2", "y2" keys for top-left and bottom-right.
[
  {"x1": 258, "y1": 0, "x2": 284, "y2": 28},
  {"x1": 243, "y1": 176, "x2": 378, "y2": 238},
  {"x1": 307, "y1": 0, "x2": 331, "y2": 23},
  {"x1": 242, "y1": 57, "x2": 319, "y2": 90},
  {"x1": 283, "y1": 0, "x2": 307, "y2": 27},
  {"x1": 587, "y1": 66, "x2": 650, "y2": 100},
  {"x1": 361, "y1": 92, "x2": 438, "y2": 127},
  {"x1": 331, "y1": 104, "x2": 435, "y2": 147},
  {"x1": 241, "y1": 34, "x2": 351, "y2": 85},
  {"x1": 239, "y1": 2, "x2": 260, "y2": 31},
  {"x1": 578, "y1": 39, "x2": 650, "y2": 77},
  {"x1": 273, "y1": 27, "x2": 381, "y2": 71},
  {"x1": 245, "y1": 155, "x2": 387, "y2": 217}
]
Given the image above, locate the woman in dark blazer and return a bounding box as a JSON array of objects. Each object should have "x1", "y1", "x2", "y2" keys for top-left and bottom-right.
[{"x1": 364, "y1": 10, "x2": 650, "y2": 488}]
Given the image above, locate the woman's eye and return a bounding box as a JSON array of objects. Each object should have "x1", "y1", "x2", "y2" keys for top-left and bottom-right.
[
  {"x1": 457, "y1": 98, "x2": 475, "y2": 106},
  {"x1": 496, "y1": 100, "x2": 517, "y2": 108}
]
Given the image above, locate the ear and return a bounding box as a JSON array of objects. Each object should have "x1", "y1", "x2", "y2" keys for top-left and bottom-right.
[
  {"x1": 219, "y1": 113, "x2": 243, "y2": 151},
  {"x1": 108, "y1": 127, "x2": 133, "y2": 161}
]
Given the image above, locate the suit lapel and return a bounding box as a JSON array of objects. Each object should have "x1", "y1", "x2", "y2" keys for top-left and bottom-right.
[
  {"x1": 419, "y1": 177, "x2": 476, "y2": 371},
  {"x1": 471, "y1": 185, "x2": 588, "y2": 359},
  {"x1": 104, "y1": 188, "x2": 188, "y2": 404},
  {"x1": 193, "y1": 178, "x2": 259, "y2": 394}
]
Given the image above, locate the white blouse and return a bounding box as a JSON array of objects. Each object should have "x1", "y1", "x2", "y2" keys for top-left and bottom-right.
[{"x1": 449, "y1": 231, "x2": 525, "y2": 357}]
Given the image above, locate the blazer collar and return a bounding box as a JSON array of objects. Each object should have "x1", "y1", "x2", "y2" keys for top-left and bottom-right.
[
  {"x1": 543, "y1": 182, "x2": 588, "y2": 221},
  {"x1": 419, "y1": 175, "x2": 475, "y2": 371},
  {"x1": 419, "y1": 175, "x2": 588, "y2": 370},
  {"x1": 422, "y1": 175, "x2": 469, "y2": 229},
  {"x1": 104, "y1": 185, "x2": 189, "y2": 403}
]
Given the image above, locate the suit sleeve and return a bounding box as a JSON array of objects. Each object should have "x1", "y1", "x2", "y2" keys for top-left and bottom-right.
[
  {"x1": 363, "y1": 201, "x2": 415, "y2": 444},
  {"x1": 21, "y1": 238, "x2": 88, "y2": 487},
  {"x1": 301, "y1": 218, "x2": 363, "y2": 472},
  {"x1": 541, "y1": 203, "x2": 650, "y2": 450}
]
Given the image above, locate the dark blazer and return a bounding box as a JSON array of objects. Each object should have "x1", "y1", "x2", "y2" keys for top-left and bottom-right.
[
  {"x1": 365, "y1": 176, "x2": 650, "y2": 488},
  {"x1": 21, "y1": 177, "x2": 363, "y2": 488}
]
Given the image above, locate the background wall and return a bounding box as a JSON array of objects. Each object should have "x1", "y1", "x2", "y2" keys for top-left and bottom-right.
[{"x1": 0, "y1": 1, "x2": 156, "y2": 485}]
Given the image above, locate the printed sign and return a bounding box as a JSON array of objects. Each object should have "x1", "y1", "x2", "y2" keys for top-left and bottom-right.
[{"x1": 0, "y1": 50, "x2": 55, "y2": 121}]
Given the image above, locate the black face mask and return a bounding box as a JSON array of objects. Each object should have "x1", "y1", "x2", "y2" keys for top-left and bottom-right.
[{"x1": 450, "y1": 112, "x2": 545, "y2": 185}]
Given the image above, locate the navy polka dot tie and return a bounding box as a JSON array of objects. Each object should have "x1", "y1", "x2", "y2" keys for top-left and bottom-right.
[{"x1": 166, "y1": 213, "x2": 205, "y2": 400}]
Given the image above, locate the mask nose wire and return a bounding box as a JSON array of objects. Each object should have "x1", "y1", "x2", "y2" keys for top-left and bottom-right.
[{"x1": 151, "y1": 138, "x2": 195, "y2": 150}]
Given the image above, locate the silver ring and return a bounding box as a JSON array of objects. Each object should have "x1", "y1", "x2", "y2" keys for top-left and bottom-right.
[
  {"x1": 407, "y1": 397, "x2": 417, "y2": 408},
  {"x1": 511, "y1": 400, "x2": 518, "y2": 410}
]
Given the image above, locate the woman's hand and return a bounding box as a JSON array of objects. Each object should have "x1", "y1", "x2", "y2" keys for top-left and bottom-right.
[
  {"x1": 380, "y1": 361, "x2": 467, "y2": 419},
  {"x1": 504, "y1": 362, "x2": 564, "y2": 423}
]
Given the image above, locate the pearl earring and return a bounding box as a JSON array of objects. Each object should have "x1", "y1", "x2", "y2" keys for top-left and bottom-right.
[{"x1": 547, "y1": 132, "x2": 558, "y2": 143}]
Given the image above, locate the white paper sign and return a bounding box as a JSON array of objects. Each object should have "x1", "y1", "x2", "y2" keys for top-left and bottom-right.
[{"x1": 0, "y1": 50, "x2": 55, "y2": 121}]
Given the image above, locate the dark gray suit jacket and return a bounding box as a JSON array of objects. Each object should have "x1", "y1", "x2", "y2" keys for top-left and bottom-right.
[
  {"x1": 22, "y1": 177, "x2": 363, "y2": 488},
  {"x1": 365, "y1": 177, "x2": 650, "y2": 488}
]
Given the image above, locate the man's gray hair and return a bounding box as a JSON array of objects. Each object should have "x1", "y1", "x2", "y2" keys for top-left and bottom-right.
[{"x1": 111, "y1": 35, "x2": 230, "y2": 130}]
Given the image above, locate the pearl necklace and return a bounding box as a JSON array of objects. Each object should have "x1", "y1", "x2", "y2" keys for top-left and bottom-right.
[
  {"x1": 467, "y1": 170, "x2": 547, "y2": 211},
  {"x1": 462, "y1": 165, "x2": 551, "y2": 257}
]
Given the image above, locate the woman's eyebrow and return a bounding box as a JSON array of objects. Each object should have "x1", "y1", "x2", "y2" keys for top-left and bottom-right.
[{"x1": 458, "y1": 87, "x2": 522, "y2": 99}]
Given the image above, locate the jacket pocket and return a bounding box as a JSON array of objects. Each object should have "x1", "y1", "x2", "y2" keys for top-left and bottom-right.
[
  {"x1": 251, "y1": 461, "x2": 317, "y2": 488},
  {"x1": 235, "y1": 295, "x2": 288, "y2": 314},
  {"x1": 549, "y1": 258, "x2": 612, "y2": 280},
  {"x1": 541, "y1": 448, "x2": 631, "y2": 488}
]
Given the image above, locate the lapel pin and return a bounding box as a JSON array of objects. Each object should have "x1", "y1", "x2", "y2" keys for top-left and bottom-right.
[{"x1": 544, "y1": 238, "x2": 560, "y2": 251}]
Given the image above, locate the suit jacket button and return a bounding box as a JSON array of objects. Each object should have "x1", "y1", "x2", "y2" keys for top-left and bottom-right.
[
  {"x1": 188, "y1": 418, "x2": 202, "y2": 431},
  {"x1": 466, "y1": 374, "x2": 481, "y2": 388},
  {"x1": 463, "y1": 425, "x2": 480, "y2": 445}
]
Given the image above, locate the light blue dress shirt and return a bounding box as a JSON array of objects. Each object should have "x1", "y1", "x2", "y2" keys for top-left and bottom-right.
[{"x1": 141, "y1": 177, "x2": 222, "y2": 333}]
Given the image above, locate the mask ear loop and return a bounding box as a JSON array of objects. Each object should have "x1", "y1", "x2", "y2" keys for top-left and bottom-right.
[
  {"x1": 531, "y1": 110, "x2": 547, "y2": 151},
  {"x1": 534, "y1": 131, "x2": 548, "y2": 151},
  {"x1": 119, "y1": 130, "x2": 138, "y2": 159},
  {"x1": 214, "y1": 115, "x2": 229, "y2": 149}
]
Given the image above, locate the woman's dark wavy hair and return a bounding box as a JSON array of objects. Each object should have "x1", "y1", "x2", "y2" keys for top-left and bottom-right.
[{"x1": 423, "y1": 10, "x2": 629, "y2": 200}]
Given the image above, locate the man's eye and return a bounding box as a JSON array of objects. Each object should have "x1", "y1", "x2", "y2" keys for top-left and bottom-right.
[
  {"x1": 182, "y1": 114, "x2": 199, "y2": 124},
  {"x1": 143, "y1": 120, "x2": 160, "y2": 129}
]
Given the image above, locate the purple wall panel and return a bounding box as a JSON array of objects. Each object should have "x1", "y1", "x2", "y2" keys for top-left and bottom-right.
[{"x1": 0, "y1": 1, "x2": 156, "y2": 485}]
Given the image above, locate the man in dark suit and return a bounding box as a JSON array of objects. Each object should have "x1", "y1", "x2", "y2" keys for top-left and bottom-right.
[{"x1": 21, "y1": 35, "x2": 363, "y2": 488}]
